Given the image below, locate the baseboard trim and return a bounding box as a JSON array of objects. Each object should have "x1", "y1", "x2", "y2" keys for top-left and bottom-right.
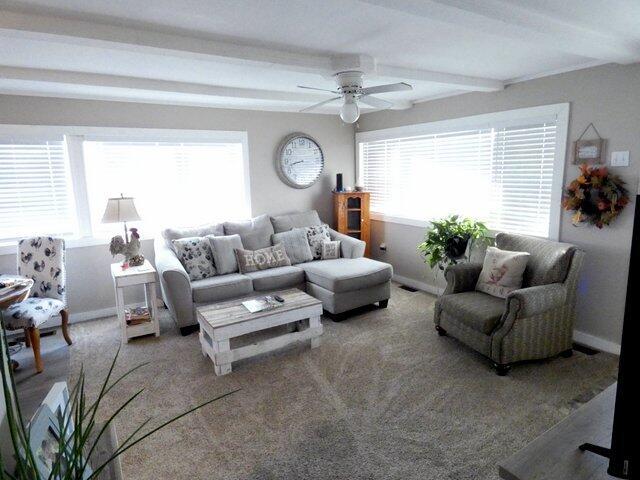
[
  {"x1": 392, "y1": 274, "x2": 620, "y2": 355},
  {"x1": 392, "y1": 274, "x2": 444, "y2": 296},
  {"x1": 573, "y1": 330, "x2": 620, "y2": 355},
  {"x1": 69, "y1": 306, "x2": 118, "y2": 323}
]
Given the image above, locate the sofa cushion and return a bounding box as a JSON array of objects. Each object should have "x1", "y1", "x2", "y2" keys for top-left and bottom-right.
[
  {"x1": 299, "y1": 258, "x2": 392, "y2": 293},
  {"x1": 245, "y1": 266, "x2": 305, "y2": 291},
  {"x1": 172, "y1": 237, "x2": 216, "y2": 281},
  {"x1": 321, "y1": 240, "x2": 341, "y2": 260},
  {"x1": 162, "y1": 223, "x2": 224, "y2": 249},
  {"x1": 191, "y1": 273, "x2": 252, "y2": 303},
  {"x1": 271, "y1": 210, "x2": 322, "y2": 233},
  {"x1": 271, "y1": 228, "x2": 313, "y2": 265},
  {"x1": 224, "y1": 214, "x2": 274, "y2": 250},
  {"x1": 496, "y1": 233, "x2": 576, "y2": 287},
  {"x1": 207, "y1": 234, "x2": 243, "y2": 275},
  {"x1": 437, "y1": 291, "x2": 505, "y2": 334}
]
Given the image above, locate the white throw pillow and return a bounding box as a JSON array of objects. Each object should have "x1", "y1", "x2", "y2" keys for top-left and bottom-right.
[
  {"x1": 305, "y1": 224, "x2": 331, "y2": 259},
  {"x1": 321, "y1": 240, "x2": 341, "y2": 260},
  {"x1": 475, "y1": 246, "x2": 530, "y2": 298}
]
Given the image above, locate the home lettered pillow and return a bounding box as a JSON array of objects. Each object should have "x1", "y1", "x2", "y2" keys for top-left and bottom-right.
[
  {"x1": 172, "y1": 237, "x2": 216, "y2": 281},
  {"x1": 475, "y1": 246, "x2": 530, "y2": 298},
  {"x1": 234, "y1": 244, "x2": 292, "y2": 273}
]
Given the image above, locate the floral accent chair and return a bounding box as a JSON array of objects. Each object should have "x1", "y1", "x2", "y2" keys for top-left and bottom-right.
[{"x1": 2, "y1": 236, "x2": 72, "y2": 373}]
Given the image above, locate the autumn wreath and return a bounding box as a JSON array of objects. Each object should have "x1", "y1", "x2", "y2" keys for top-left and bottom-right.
[{"x1": 562, "y1": 164, "x2": 629, "y2": 228}]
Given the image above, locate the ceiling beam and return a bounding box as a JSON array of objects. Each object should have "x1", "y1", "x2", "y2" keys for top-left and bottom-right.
[
  {"x1": 359, "y1": 0, "x2": 640, "y2": 64},
  {"x1": 0, "y1": 66, "x2": 332, "y2": 103},
  {"x1": 377, "y1": 65, "x2": 503, "y2": 92},
  {"x1": 0, "y1": 8, "x2": 504, "y2": 92}
]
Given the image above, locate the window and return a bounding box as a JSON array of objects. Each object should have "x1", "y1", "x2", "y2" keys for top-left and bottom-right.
[
  {"x1": 0, "y1": 136, "x2": 76, "y2": 241},
  {"x1": 83, "y1": 141, "x2": 249, "y2": 234},
  {"x1": 0, "y1": 127, "x2": 250, "y2": 247},
  {"x1": 357, "y1": 104, "x2": 569, "y2": 239}
]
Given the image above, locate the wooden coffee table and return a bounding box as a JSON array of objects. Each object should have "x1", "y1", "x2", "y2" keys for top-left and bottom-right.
[{"x1": 197, "y1": 288, "x2": 323, "y2": 375}]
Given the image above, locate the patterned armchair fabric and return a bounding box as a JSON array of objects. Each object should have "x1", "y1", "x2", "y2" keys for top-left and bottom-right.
[
  {"x1": 434, "y1": 233, "x2": 584, "y2": 369},
  {"x1": 2, "y1": 237, "x2": 66, "y2": 329}
]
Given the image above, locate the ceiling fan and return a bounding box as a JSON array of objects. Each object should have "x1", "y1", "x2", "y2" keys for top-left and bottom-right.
[{"x1": 298, "y1": 71, "x2": 412, "y2": 123}]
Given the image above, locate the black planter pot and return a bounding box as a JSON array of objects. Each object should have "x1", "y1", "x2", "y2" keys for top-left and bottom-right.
[{"x1": 445, "y1": 235, "x2": 469, "y2": 260}]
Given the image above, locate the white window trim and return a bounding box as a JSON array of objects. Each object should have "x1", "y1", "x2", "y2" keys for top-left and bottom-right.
[
  {"x1": 355, "y1": 103, "x2": 570, "y2": 240},
  {"x1": 0, "y1": 125, "x2": 251, "y2": 255}
]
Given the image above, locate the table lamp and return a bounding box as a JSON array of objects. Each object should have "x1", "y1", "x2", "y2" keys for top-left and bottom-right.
[{"x1": 102, "y1": 194, "x2": 144, "y2": 267}]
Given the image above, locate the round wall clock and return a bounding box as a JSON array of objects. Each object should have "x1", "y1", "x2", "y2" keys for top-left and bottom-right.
[{"x1": 276, "y1": 132, "x2": 324, "y2": 189}]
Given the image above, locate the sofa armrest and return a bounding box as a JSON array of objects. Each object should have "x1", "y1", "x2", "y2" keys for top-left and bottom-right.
[
  {"x1": 329, "y1": 228, "x2": 366, "y2": 259},
  {"x1": 153, "y1": 238, "x2": 194, "y2": 328},
  {"x1": 505, "y1": 283, "x2": 568, "y2": 318},
  {"x1": 443, "y1": 263, "x2": 483, "y2": 294}
]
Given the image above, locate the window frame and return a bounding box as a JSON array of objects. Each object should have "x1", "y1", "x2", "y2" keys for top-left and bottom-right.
[
  {"x1": 355, "y1": 103, "x2": 570, "y2": 240},
  {"x1": 0, "y1": 125, "x2": 251, "y2": 254}
]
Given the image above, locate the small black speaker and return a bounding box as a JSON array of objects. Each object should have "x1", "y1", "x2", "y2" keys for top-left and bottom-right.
[{"x1": 336, "y1": 173, "x2": 343, "y2": 192}]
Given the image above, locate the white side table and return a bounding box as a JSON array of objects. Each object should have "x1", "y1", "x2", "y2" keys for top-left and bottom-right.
[{"x1": 110, "y1": 260, "x2": 160, "y2": 343}]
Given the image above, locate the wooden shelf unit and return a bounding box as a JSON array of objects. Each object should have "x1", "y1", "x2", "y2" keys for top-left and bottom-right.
[{"x1": 333, "y1": 191, "x2": 371, "y2": 257}]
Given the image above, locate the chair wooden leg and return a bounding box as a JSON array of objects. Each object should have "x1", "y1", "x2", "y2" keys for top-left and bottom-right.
[
  {"x1": 23, "y1": 328, "x2": 31, "y2": 348},
  {"x1": 60, "y1": 309, "x2": 73, "y2": 345},
  {"x1": 28, "y1": 327, "x2": 43, "y2": 374}
]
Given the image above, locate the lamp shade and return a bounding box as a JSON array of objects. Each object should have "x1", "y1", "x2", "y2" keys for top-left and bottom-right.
[{"x1": 101, "y1": 196, "x2": 141, "y2": 223}]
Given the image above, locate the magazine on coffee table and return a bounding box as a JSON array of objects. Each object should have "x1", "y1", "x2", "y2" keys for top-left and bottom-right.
[{"x1": 242, "y1": 295, "x2": 283, "y2": 313}]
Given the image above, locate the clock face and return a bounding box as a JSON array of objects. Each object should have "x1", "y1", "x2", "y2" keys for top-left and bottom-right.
[{"x1": 277, "y1": 133, "x2": 324, "y2": 188}]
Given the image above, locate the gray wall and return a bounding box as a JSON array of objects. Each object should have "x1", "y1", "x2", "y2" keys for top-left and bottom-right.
[
  {"x1": 357, "y1": 63, "x2": 640, "y2": 347},
  {"x1": 0, "y1": 96, "x2": 355, "y2": 318}
]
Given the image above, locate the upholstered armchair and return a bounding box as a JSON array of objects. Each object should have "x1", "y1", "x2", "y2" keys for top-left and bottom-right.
[
  {"x1": 2, "y1": 237, "x2": 72, "y2": 373},
  {"x1": 434, "y1": 233, "x2": 584, "y2": 375}
]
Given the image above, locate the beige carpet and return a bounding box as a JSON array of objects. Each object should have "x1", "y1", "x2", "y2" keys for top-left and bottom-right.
[{"x1": 68, "y1": 284, "x2": 617, "y2": 480}]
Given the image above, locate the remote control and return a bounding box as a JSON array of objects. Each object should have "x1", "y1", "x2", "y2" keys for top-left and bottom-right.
[{"x1": 273, "y1": 295, "x2": 285, "y2": 303}]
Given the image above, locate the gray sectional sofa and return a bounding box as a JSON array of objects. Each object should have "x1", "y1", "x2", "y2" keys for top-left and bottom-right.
[{"x1": 154, "y1": 210, "x2": 393, "y2": 334}]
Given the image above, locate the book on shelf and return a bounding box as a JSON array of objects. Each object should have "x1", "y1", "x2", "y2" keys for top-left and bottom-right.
[
  {"x1": 125, "y1": 306, "x2": 151, "y2": 325},
  {"x1": 242, "y1": 296, "x2": 283, "y2": 313}
]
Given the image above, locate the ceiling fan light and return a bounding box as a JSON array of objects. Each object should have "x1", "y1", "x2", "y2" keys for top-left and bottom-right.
[{"x1": 340, "y1": 100, "x2": 360, "y2": 124}]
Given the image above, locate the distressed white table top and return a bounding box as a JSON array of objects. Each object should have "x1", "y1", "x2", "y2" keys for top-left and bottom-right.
[{"x1": 197, "y1": 288, "x2": 322, "y2": 329}]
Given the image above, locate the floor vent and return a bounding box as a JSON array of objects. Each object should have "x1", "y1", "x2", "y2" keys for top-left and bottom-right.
[
  {"x1": 573, "y1": 343, "x2": 599, "y2": 355},
  {"x1": 399, "y1": 285, "x2": 419, "y2": 292}
]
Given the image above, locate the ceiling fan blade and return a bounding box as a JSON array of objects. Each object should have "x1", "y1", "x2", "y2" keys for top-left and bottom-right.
[
  {"x1": 300, "y1": 96, "x2": 342, "y2": 113},
  {"x1": 360, "y1": 82, "x2": 413, "y2": 95},
  {"x1": 359, "y1": 95, "x2": 393, "y2": 109},
  {"x1": 297, "y1": 85, "x2": 340, "y2": 94}
]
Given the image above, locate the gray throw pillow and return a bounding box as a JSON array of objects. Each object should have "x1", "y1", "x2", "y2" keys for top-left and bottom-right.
[
  {"x1": 224, "y1": 214, "x2": 274, "y2": 250},
  {"x1": 271, "y1": 228, "x2": 313, "y2": 265},
  {"x1": 207, "y1": 234, "x2": 243, "y2": 275},
  {"x1": 171, "y1": 237, "x2": 216, "y2": 281},
  {"x1": 321, "y1": 240, "x2": 341, "y2": 260},
  {"x1": 271, "y1": 210, "x2": 322, "y2": 233},
  {"x1": 305, "y1": 224, "x2": 331, "y2": 259},
  {"x1": 162, "y1": 223, "x2": 224, "y2": 250},
  {"x1": 235, "y1": 244, "x2": 291, "y2": 273}
]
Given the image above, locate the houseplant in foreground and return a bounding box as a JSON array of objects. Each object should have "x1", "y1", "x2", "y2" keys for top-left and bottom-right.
[
  {"x1": 418, "y1": 215, "x2": 489, "y2": 271},
  {"x1": 1, "y1": 312, "x2": 238, "y2": 479}
]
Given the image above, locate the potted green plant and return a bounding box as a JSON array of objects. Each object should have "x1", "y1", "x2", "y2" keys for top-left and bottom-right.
[
  {"x1": 417, "y1": 215, "x2": 489, "y2": 271},
  {"x1": 1, "y1": 312, "x2": 237, "y2": 479}
]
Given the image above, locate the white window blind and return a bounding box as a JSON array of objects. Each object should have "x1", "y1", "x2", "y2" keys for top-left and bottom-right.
[
  {"x1": 0, "y1": 137, "x2": 76, "y2": 241},
  {"x1": 82, "y1": 141, "x2": 249, "y2": 235},
  {"x1": 360, "y1": 119, "x2": 559, "y2": 238}
]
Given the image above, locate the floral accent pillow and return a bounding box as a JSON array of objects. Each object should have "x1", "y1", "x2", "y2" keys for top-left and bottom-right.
[
  {"x1": 305, "y1": 224, "x2": 331, "y2": 259},
  {"x1": 475, "y1": 246, "x2": 530, "y2": 298},
  {"x1": 172, "y1": 237, "x2": 216, "y2": 281},
  {"x1": 321, "y1": 240, "x2": 341, "y2": 260}
]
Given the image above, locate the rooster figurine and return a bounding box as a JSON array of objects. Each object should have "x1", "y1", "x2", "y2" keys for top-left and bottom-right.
[{"x1": 109, "y1": 227, "x2": 145, "y2": 267}]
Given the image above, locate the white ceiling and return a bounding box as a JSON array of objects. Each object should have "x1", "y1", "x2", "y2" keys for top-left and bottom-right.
[{"x1": 0, "y1": 0, "x2": 638, "y2": 114}]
